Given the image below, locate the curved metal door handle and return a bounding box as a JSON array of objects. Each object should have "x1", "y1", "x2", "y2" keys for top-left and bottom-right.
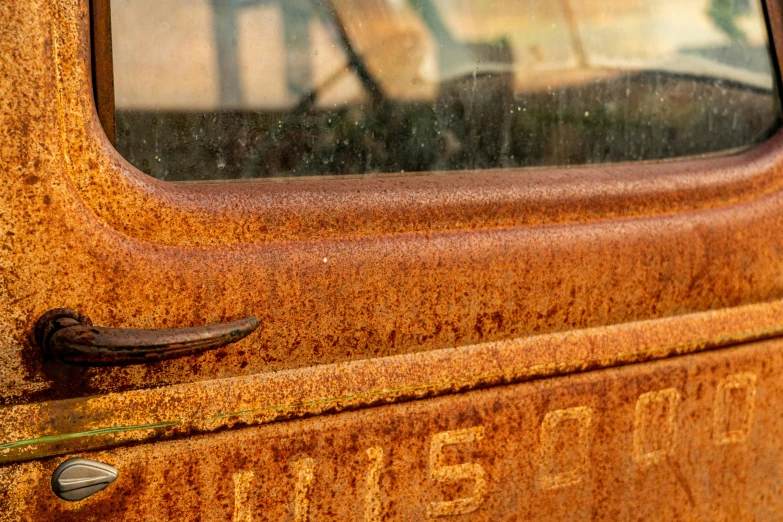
[{"x1": 34, "y1": 308, "x2": 259, "y2": 366}]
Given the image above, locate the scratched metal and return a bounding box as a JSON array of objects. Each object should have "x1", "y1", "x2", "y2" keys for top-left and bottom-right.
[{"x1": 2, "y1": 340, "x2": 782, "y2": 521}]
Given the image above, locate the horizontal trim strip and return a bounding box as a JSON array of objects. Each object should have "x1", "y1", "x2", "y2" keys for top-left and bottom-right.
[
  {"x1": 0, "y1": 421, "x2": 180, "y2": 452},
  {"x1": 2, "y1": 299, "x2": 783, "y2": 464}
]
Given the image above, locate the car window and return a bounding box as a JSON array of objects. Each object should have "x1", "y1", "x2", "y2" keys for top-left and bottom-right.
[{"x1": 107, "y1": 0, "x2": 781, "y2": 181}]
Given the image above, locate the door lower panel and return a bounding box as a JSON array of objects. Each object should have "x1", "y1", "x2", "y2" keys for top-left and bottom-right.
[{"x1": 2, "y1": 339, "x2": 782, "y2": 520}]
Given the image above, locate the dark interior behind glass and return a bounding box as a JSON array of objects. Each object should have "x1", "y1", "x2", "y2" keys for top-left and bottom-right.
[{"x1": 105, "y1": 0, "x2": 782, "y2": 182}]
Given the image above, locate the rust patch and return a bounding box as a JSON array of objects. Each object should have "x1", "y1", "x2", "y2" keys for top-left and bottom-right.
[
  {"x1": 1, "y1": 298, "x2": 783, "y2": 465},
  {"x1": 2, "y1": 0, "x2": 783, "y2": 518},
  {"x1": 2, "y1": 340, "x2": 783, "y2": 520},
  {"x1": 0, "y1": 0, "x2": 782, "y2": 407}
]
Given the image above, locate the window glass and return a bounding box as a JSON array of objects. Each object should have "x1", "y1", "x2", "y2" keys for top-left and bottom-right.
[{"x1": 109, "y1": 0, "x2": 781, "y2": 181}]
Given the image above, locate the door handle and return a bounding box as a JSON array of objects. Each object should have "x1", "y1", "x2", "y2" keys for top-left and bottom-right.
[{"x1": 34, "y1": 308, "x2": 259, "y2": 366}]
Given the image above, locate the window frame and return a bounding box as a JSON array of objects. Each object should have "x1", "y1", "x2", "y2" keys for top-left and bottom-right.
[
  {"x1": 91, "y1": 0, "x2": 783, "y2": 198},
  {"x1": 74, "y1": 0, "x2": 783, "y2": 248}
]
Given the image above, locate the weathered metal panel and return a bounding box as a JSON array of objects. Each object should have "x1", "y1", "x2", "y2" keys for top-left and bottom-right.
[
  {"x1": 1, "y1": 298, "x2": 783, "y2": 465},
  {"x1": 3, "y1": 340, "x2": 782, "y2": 520},
  {"x1": 2, "y1": 0, "x2": 783, "y2": 518},
  {"x1": 0, "y1": 0, "x2": 782, "y2": 406}
]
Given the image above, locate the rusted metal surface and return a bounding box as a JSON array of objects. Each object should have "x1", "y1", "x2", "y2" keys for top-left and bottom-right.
[
  {"x1": 1, "y1": 0, "x2": 783, "y2": 518},
  {"x1": 2, "y1": 340, "x2": 783, "y2": 520},
  {"x1": 0, "y1": 0, "x2": 782, "y2": 406},
  {"x1": 34, "y1": 308, "x2": 259, "y2": 366},
  {"x1": 1, "y1": 298, "x2": 782, "y2": 465}
]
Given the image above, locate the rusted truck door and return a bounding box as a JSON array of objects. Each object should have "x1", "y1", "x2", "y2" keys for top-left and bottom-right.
[{"x1": 3, "y1": 0, "x2": 783, "y2": 519}]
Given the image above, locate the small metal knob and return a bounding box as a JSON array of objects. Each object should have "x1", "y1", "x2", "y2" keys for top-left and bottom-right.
[{"x1": 51, "y1": 458, "x2": 118, "y2": 501}]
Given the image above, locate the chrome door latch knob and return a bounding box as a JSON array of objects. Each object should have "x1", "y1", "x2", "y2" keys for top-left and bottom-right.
[{"x1": 51, "y1": 458, "x2": 118, "y2": 501}]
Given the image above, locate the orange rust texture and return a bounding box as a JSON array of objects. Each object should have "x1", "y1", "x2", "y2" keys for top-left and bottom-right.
[
  {"x1": 2, "y1": 340, "x2": 783, "y2": 521},
  {"x1": 2, "y1": 0, "x2": 783, "y2": 407},
  {"x1": 1, "y1": 298, "x2": 783, "y2": 465}
]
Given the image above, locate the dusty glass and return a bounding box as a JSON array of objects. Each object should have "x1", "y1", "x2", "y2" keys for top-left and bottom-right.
[{"x1": 110, "y1": 0, "x2": 781, "y2": 181}]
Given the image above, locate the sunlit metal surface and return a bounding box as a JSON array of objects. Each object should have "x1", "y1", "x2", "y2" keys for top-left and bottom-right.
[
  {"x1": 2, "y1": 0, "x2": 783, "y2": 519},
  {"x1": 4, "y1": 340, "x2": 783, "y2": 519}
]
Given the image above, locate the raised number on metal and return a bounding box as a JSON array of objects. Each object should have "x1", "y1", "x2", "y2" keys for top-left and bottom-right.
[
  {"x1": 292, "y1": 457, "x2": 316, "y2": 522},
  {"x1": 426, "y1": 426, "x2": 487, "y2": 518}
]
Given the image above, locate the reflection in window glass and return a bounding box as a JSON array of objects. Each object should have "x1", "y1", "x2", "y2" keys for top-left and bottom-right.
[{"x1": 110, "y1": 0, "x2": 781, "y2": 181}]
